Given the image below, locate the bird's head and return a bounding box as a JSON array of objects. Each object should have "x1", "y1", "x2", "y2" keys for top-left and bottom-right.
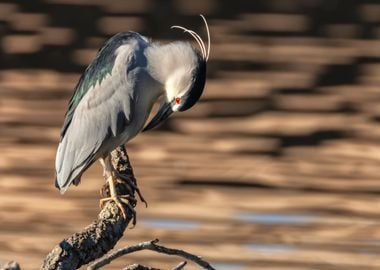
[{"x1": 143, "y1": 15, "x2": 210, "y2": 131}]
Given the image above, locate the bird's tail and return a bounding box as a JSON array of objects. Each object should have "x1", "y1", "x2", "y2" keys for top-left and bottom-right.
[
  {"x1": 55, "y1": 138, "x2": 82, "y2": 194},
  {"x1": 55, "y1": 140, "x2": 72, "y2": 193},
  {"x1": 55, "y1": 136, "x2": 95, "y2": 194},
  {"x1": 54, "y1": 174, "x2": 81, "y2": 194}
]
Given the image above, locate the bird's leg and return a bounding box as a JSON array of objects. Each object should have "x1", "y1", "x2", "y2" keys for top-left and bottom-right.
[
  {"x1": 99, "y1": 156, "x2": 136, "y2": 225},
  {"x1": 113, "y1": 169, "x2": 148, "y2": 208},
  {"x1": 99, "y1": 176, "x2": 136, "y2": 221}
]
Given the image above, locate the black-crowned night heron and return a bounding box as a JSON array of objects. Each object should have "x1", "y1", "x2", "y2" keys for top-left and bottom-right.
[{"x1": 55, "y1": 16, "x2": 210, "y2": 217}]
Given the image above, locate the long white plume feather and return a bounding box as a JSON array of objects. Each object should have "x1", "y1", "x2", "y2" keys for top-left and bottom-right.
[{"x1": 171, "y1": 14, "x2": 211, "y2": 61}]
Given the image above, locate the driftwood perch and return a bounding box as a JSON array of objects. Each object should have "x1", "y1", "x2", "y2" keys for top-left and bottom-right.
[
  {"x1": 88, "y1": 239, "x2": 215, "y2": 270},
  {"x1": 38, "y1": 145, "x2": 215, "y2": 270},
  {"x1": 41, "y1": 145, "x2": 137, "y2": 270},
  {"x1": 0, "y1": 261, "x2": 20, "y2": 270}
]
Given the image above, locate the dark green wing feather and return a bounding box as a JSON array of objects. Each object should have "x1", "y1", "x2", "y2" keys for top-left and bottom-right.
[{"x1": 60, "y1": 32, "x2": 139, "y2": 139}]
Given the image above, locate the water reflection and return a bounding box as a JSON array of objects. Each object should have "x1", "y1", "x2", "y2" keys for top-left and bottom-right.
[
  {"x1": 246, "y1": 243, "x2": 298, "y2": 253},
  {"x1": 212, "y1": 262, "x2": 244, "y2": 270},
  {"x1": 235, "y1": 212, "x2": 315, "y2": 225},
  {"x1": 140, "y1": 218, "x2": 199, "y2": 230}
]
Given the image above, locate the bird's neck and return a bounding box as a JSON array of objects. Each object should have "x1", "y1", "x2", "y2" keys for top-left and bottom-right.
[{"x1": 145, "y1": 42, "x2": 197, "y2": 89}]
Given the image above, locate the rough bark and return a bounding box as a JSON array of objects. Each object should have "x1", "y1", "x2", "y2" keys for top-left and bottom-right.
[
  {"x1": 0, "y1": 261, "x2": 20, "y2": 270},
  {"x1": 123, "y1": 264, "x2": 160, "y2": 270},
  {"x1": 39, "y1": 145, "x2": 215, "y2": 270},
  {"x1": 88, "y1": 239, "x2": 215, "y2": 270},
  {"x1": 41, "y1": 145, "x2": 137, "y2": 270}
]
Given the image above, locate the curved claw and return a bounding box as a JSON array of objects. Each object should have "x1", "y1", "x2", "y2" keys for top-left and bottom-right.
[
  {"x1": 100, "y1": 176, "x2": 138, "y2": 228},
  {"x1": 114, "y1": 171, "x2": 148, "y2": 208}
]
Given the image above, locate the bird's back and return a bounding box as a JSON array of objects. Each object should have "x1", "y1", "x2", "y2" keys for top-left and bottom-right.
[{"x1": 55, "y1": 32, "x2": 150, "y2": 193}]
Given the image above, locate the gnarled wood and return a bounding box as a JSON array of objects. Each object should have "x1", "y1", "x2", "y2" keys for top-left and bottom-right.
[
  {"x1": 41, "y1": 145, "x2": 137, "y2": 270},
  {"x1": 88, "y1": 239, "x2": 215, "y2": 270}
]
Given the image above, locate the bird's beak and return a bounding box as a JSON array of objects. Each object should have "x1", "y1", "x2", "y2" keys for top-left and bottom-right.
[{"x1": 143, "y1": 99, "x2": 174, "y2": 132}]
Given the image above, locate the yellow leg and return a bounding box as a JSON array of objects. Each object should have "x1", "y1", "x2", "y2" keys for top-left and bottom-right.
[
  {"x1": 99, "y1": 175, "x2": 134, "y2": 221},
  {"x1": 113, "y1": 170, "x2": 148, "y2": 208}
]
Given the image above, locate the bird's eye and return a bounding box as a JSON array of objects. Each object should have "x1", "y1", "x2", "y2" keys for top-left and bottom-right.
[{"x1": 175, "y1": 97, "x2": 181, "y2": 104}]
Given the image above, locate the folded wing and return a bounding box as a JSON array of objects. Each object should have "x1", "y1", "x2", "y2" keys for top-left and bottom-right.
[{"x1": 55, "y1": 32, "x2": 147, "y2": 193}]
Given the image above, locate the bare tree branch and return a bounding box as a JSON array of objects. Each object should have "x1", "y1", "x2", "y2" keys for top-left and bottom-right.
[
  {"x1": 172, "y1": 261, "x2": 187, "y2": 270},
  {"x1": 0, "y1": 261, "x2": 20, "y2": 270},
  {"x1": 41, "y1": 145, "x2": 138, "y2": 270},
  {"x1": 39, "y1": 145, "x2": 214, "y2": 270},
  {"x1": 122, "y1": 264, "x2": 160, "y2": 270},
  {"x1": 122, "y1": 262, "x2": 185, "y2": 270},
  {"x1": 88, "y1": 239, "x2": 216, "y2": 270}
]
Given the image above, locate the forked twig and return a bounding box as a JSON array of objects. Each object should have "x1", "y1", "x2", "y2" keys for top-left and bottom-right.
[
  {"x1": 172, "y1": 261, "x2": 187, "y2": 270},
  {"x1": 122, "y1": 264, "x2": 160, "y2": 270},
  {"x1": 88, "y1": 239, "x2": 215, "y2": 270}
]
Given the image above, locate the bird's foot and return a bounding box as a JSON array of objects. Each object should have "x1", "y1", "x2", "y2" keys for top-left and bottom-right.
[
  {"x1": 100, "y1": 176, "x2": 138, "y2": 227},
  {"x1": 114, "y1": 171, "x2": 148, "y2": 208},
  {"x1": 99, "y1": 195, "x2": 137, "y2": 226}
]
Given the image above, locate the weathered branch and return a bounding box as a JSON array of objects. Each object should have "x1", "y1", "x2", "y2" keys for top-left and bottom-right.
[
  {"x1": 123, "y1": 264, "x2": 160, "y2": 270},
  {"x1": 41, "y1": 145, "x2": 137, "y2": 270},
  {"x1": 88, "y1": 239, "x2": 216, "y2": 270},
  {"x1": 0, "y1": 261, "x2": 20, "y2": 270},
  {"x1": 121, "y1": 261, "x2": 186, "y2": 270},
  {"x1": 39, "y1": 145, "x2": 215, "y2": 270},
  {"x1": 171, "y1": 261, "x2": 187, "y2": 270}
]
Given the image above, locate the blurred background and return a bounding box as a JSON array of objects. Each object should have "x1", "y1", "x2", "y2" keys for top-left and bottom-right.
[{"x1": 1, "y1": 0, "x2": 380, "y2": 269}]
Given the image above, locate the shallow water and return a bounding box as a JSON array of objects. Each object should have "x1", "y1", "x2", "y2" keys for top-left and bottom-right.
[
  {"x1": 234, "y1": 212, "x2": 316, "y2": 225},
  {"x1": 140, "y1": 218, "x2": 200, "y2": 230},
  {"x1": 212, "y1": 262, "x2": 244, "y2": 270},
  {"x1": 1, "y1": 1, "x2": 380, "y2": 269},
  {"x1": 246, "y1": 243, "x2": 298, "y2": 253}
]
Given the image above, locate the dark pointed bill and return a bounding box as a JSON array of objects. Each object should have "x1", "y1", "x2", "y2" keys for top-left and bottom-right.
[{"x1": 143, "y1": 100, "x2": 174, "y2": 132}]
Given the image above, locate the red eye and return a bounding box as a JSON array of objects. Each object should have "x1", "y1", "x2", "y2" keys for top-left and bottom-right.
[{"x1": 175, "y1": 97, "x2": 181, "y2": 104}]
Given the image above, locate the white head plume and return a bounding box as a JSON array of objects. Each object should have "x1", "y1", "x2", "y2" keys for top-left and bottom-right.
[{"x1": 171, "y1": 14, "x2": 211, "y2": 61}]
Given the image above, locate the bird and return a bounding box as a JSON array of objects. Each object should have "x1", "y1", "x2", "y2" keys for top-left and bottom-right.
[{"x1": 55, "y1": 15, "x2": 210, "y2": 218}]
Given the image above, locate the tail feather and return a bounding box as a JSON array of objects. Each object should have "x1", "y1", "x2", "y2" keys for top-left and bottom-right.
[
  {"x1": 55, "y1": 174, "x2": 81, "y2": 194},
  {"x1": 55, "y1": 136, "x2": 94, "y2": 193}
]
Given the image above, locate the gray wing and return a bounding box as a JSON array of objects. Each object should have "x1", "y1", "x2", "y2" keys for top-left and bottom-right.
[{"x1": 55, "y1": 34, "x2": 148, "y2": 193}]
